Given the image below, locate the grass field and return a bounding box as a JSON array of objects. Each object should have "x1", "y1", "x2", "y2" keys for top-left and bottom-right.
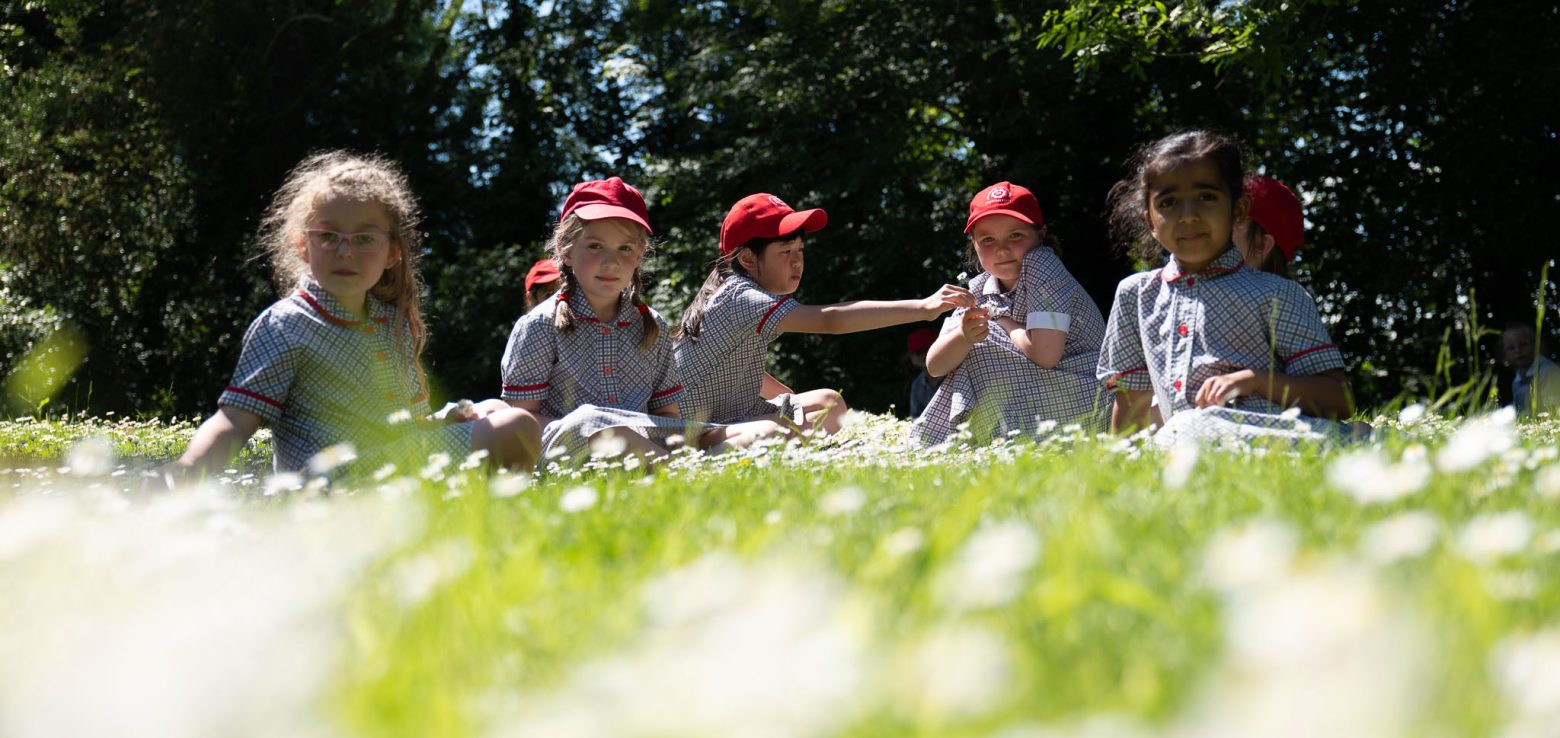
[{"x1": 1, "y1": 409, "x2": 1558, "y2": 738}]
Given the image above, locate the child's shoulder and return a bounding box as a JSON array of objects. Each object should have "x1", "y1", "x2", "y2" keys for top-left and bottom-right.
[
  {"x1": 1113, "y1": 268, "x2": 1162, "y2": 295},
  {"x1": 710, "y1": 274, "x2": 785, "y2": 310}
]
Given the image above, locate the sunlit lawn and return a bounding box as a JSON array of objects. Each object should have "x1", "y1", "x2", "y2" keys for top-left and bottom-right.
[{"x1": 1, "y1": 409, "x2": 1557, "y2": 738}]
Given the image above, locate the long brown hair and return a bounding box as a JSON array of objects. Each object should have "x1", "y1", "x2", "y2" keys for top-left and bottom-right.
[
  {"x1": 256, "y1": 150, "x2": 429, "y2": 382},
  {"x1": 676, "y1": 231, "x2": 801, "y2": 341},
  {"x1": 548, "y1": 214, "x2": 659, "y2": 351}
]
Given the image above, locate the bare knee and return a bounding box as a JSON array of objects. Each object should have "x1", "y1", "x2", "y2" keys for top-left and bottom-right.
[
  {"x1": 800, "y1": 389, "x2": 847, "y2": 434},
  {"x1": 474, "y1": 408, "x2": 541, "y2": 470}
]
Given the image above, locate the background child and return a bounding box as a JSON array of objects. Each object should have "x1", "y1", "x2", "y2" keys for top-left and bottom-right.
[
  {"x1": 501, "y1": 177, "x2": 703, "y2": 462},
  {"x1": 524, "y1": 258, "x2": 563, "y2": 310},
  {"x1": 1233, "y1": 174, "x2": 1304, "y2": 276},
  {"x1": 1098, "y1": 130, "x2": 1354, "y2": 445},
  {"x1": 674, "y1": 193, "x2": 973, "y2": 447},
  {"x1": 905, "y1": 327, "x2": 940, "y2": 418},
  {"x1": 1502, "y1": 320, "x2": 1560, "y2": 416},
  {"x1": 169, "y1": 151, "x2": 540, "y2": 479},
  {"x1": 914, "y1": 182, "x2": 1108, "y2": 445}
]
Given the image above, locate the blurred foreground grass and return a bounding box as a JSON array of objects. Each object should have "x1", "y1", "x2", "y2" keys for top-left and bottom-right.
[{"x1": 1, "y1": 410, "x2": 1557, "y2": 738}]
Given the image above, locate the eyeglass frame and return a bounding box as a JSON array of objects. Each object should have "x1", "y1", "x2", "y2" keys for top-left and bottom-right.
[{"x1": 304, "y1": 228, "x2": 394, "y2": 253}]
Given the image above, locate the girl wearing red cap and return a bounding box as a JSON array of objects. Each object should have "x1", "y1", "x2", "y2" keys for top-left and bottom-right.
[
  {"x1": 1233, "y1": 174, "x2": 1305, "y2": 277},
  {"x1": 674, "y1": 193, "x2": 973, "y2": 445},
  {"x1": 167, "y1": 151, "x2": 542, "y2": 481},
  {"x1": 502, "y1": 177, "x2": 708, "y2": 464},
  {"x1": 1098, "y1": 131, "x2": 1355, "y2": 445},
  {"x1": 913, "y1": 182, "x2": 1109, "y2": 445},
  {"x1": 523, "y1": 258, "x2": 563, "y2": 310}
]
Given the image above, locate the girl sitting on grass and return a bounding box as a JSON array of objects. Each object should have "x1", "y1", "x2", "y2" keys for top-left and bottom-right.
[
  {"x1": 1098, "y1": 130, "x2": 1355, "y2": 445},
  {"x1": 501, "y1": 178, "x2": 708, "y2": 463},
  {"x1": 169, "y1": 151, "x2": 540, "y2": 481},
  {"x1": 674, "y1": 193, "x2": 973, "y2": 448}
]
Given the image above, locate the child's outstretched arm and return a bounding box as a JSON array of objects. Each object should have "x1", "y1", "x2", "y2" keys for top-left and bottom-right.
[
  {"x1": 777, "y1": 284, "x2": 975, "y2": 335},
  {"x1": 168, "y1": 406, "x2": 263, "y2": 480},
  {"x1": 1195, "y1": 368, "x2": 1354, "y2": 418}
]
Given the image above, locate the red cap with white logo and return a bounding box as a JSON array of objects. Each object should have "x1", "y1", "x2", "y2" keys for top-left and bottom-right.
[
  {"x1": 719, "y1": 193, "x2": 828, "y2": 256},
  {"x1": 965, "y1": 181, "x2": 1044, "y2": 234}
]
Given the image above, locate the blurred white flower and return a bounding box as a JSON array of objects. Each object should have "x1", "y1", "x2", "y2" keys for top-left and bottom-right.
[
  {"x1": 420, "y1": 453, "x2": 451, "y2": 480},
  {"x1": 1202, "y1": 519, "x2": 1296, "y2": 592},
  {"x1": 590, "y1": 430, "x2": 628, "y2": 459},
  {"x1": 819, "y1": 486, "x2": 866, "y2": 516},
  {"x1": 490, "y1": 474, "x2": 529, "y2": 499},
  {"x1": 460, "y1": 449, "x2": 490, "y2": 471},
  {"x1": 1437, "y1": 407, "x2": 1517, "y2": 473},
  {"x1": 305, "y1": 443, "x2": 357, "y2": 475},
  {"x1": 389, "y1": 539, "x2": 475, "y2": 608},
  {"x1": 559, "y1": 486, "x2": 598, "y2": 513},
  {"x1": 1491, "y1": 629, "x2": 1560, "y2": 738},
  {"x1": 262, "y1": 473, "x2": 303, "y2": 497},
  {"x1": 1455, "y1": 511, "x2": 1532, "y2": 563},
  {"x1": 372, "y1": 463, "x2": 398, "y2": 482},
  {"x1": 894, "y1": 623, "x2": 1011, "y2": 719},
  {"x1": 1359, "y1": 511, "x2": 1439, "y2": 564},
  {"x1": 1326, "y1": 448, "x2": 1430, "y2": 504},
  {"x1": 936, "y1": 521, "x2": 1041, "y2": 609},
  {"x1": 386, "y1": 409, "x2": 413, "y2": 424},
  {"x1": 1162, "y1": 439, "x2": 1200, "y2": 489},
  {"x1": 881, "y1": 527, "x2": 925, "y2": 557},
  {"x1": 65, "y1": 436, "x2": 116, "y2": 477},
  {"x1": 1534, "y1": 466, "x2": 1560, "y2": 499},
  {"x1": 490, "y1": 554, "x2": 872, "y2": 738},
  {"x1": 1397, "y1": 403, "x2": 1427, "y2": 425}
]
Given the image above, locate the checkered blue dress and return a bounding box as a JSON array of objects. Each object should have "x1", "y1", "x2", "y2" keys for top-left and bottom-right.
[
  {"x1": 1096, "y1": 247, "x2": 1347, "y2": 445},
  {"x1": 218, "y1": 278, "x2": 471, "y2": 474},
  {"x1": 673, "y1": 275, "x2": 801, "y2": 424},
  {"x1": 912, "y1": 247, "x2": 1109, "y2": 446},
  {"x1": 502, "y1": 292, "x2": 700, "y2": 461}
]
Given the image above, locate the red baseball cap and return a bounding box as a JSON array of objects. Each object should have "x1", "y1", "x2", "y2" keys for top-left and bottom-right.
[
  {"x1": 965, "y1": 181, "x2": 1044, "y2": 234},
  {"x1": 525, "y1": 259, "x2": 561, "y2": 293},
  {"x1": 1244, "y1": 175, "x2": 1304, "y2": 261},
  {"x1": 561, "y1": 177, "x2": 652, "y2": 234},
  {"x1": 719, "y1": 193, "x2": 827, "y2": 256},
  {"x1": 906, "y1": 327, "x2": 937, "y2": 353}
]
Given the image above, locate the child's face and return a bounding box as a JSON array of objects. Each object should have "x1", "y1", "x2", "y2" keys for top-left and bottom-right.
[
  {"x1": 748, "y1": 236, "x2": 805, "y2": 295},
  {"x1": 1143, "y1": 158, "x2": 1247, "y2": 272},
  {"x1": 1503, "y1": 328, "x2": 1536, "y2": 368},
  {"x1": 564, "y1": 217, "x2": 646, "y2": 311},
  {"x1": 298, "y1": 196, "x2": 398, "y2": 312},
  {"x1": 969, "y1": 214, "x2": 1040, "y2": 290}
]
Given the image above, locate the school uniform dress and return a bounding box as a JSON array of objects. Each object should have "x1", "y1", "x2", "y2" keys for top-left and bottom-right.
[
  {"x1": 673, "y1": 275, "x2": 802, "y2": 424},
  {"x1": 913, "y1": 247, "x2": 1109, "y2": 446},
  {"x1": 218, "y1": 278, "x2": 471, "y2": 474},
  {"x1": 501, "y1": 293, "x2": 695, "y2": 462},
  {"x1": 1513, "y1": 355, "x2": 1560, "y2": 416},
  {"x1": 1096, "y1": 247, "x2": 1346, "y2": 446}
]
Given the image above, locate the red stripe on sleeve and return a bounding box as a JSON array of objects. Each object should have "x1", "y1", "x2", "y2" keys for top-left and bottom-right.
[
  {"x1": 650, "y1": 384, "x2": 684, "y2": 400},
  {"x1": 755, "y1": 297, "x2": 793, "y2": 334},
  {"x1": 1283, "y1": 344, "x2": 1337, "y2": 364},
  {"x1": 224, "y1": 386, "x2": 284, "y2": 409},
  {"x1": 502, "y1": 382, "x2": 550, "y2": 393}
]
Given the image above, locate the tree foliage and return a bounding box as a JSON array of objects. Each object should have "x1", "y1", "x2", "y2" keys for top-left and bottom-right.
[{"x1": 2, "y1": 0, "x2": 1554, "y2": 416}]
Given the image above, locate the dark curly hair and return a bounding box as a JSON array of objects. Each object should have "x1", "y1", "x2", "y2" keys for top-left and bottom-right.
[{"x1": 1106, "y1": 129, "x2": 1245, "y2": 263}]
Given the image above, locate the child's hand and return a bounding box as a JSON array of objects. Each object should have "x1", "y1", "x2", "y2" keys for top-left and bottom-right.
[
  {"x1": 1195, "y1": 369, "x2": 1258, "y2": 408},
  {"x1": 922, "y1": 284, "x2": 977, "y2": 317},
  {"x1": 960, "y1": 307, "x2": 990, "y2": 343}
]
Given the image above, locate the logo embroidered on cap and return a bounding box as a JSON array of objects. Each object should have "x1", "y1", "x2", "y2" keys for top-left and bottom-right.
[
  {"x1": 767, "y1": 195, "x2": 788, "y2": 208},
  {"x1": 986, "y1": 187, "x2": 1010, "y2": 202}
]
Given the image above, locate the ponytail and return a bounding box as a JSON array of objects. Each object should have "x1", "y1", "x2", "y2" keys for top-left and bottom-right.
[
  {"x1": 553, "y1": 265, "x2": 580, "y2": 335},
  {"x1": 627, "y1": 267, "x2": 659, "y2": 351},
  {"x1": 676, "y1": 231, "x2": 794, "y2": 341}
]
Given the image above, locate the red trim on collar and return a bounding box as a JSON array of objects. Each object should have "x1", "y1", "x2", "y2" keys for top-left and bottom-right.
[
  {"x1": 224, "y1": 386, "x2": 284, "y2": 409},
  {"x1": 1160, "y1": 261, "x2": 1245, "y2": 282},
  {"x1": 756, "y1": 297, "x2": 793, "y2": 334},
  {"x1": 650, "y1": 384, "x2": 684, "y2": 400},
  {"x1": 296, "y1": 289, "x2": 387, "y2": 327},
  {"x1": 636, "y1": 303, "x2": 650, "y2": 315},
  {"x1": 503, "y1": 381, "x2": 550, "y2": 393},
  {"x1": 1283, "y1": 344, "x2": 1337, "y2": 364}
]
